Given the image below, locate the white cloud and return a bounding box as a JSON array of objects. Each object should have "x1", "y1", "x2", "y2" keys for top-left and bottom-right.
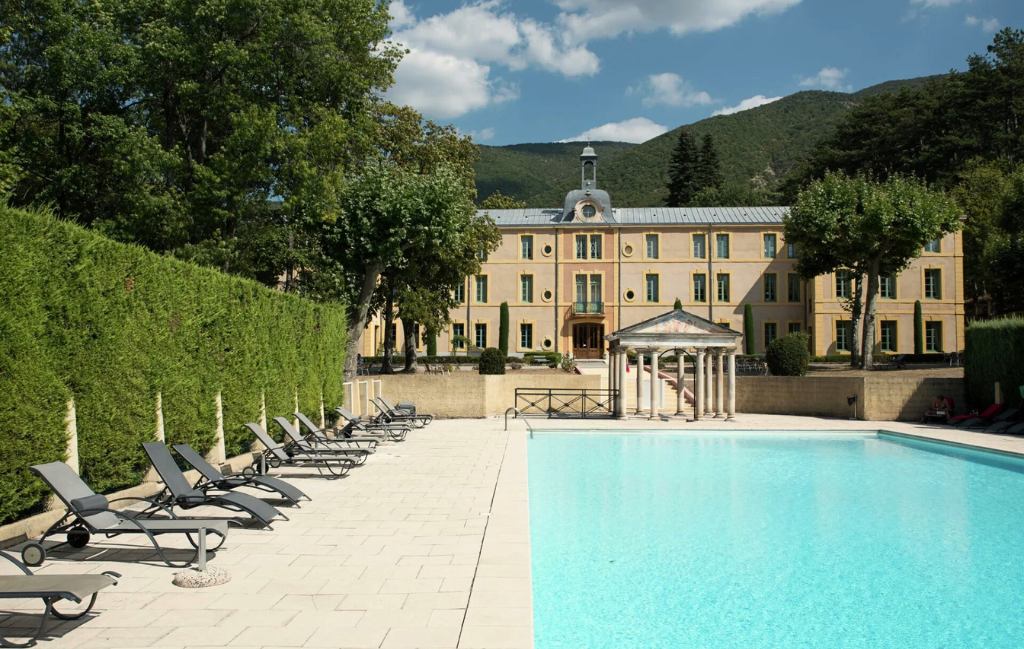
[
  {"x1": 554, "y1": 0, "x2": 804, "y2": 44},
  {"x1": 468, "y1": 127, "x2": 497, "y2": 142},
  {"x1": 910, "y1": 0, "x2": 962, "y2": 7},
  {"x1": 799, "y1": 67, "x2": 852, "y2": 92},
  {"x1": 559, "y1": 118, "x2": 668, "y2": 144},
  {"x1": 388, "y1": 0, "x2": 416, "y2": 29},
  {"x1": 713, "y1": 94, "x2": 783, "y2": 116},
  {"x1": 629, "y1": 73, "x2": 713, "y2": 108},
  {"x1": 386, "y1": 48, "x2": 519, "y2": 119},
  {"x1": 966, "y1": 15, "x2": 1001, "y2": 32}
]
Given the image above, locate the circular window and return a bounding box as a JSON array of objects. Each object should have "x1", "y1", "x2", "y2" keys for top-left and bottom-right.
[
  {"x1": 582, "y1": 205, "x2": 597, "y2": 219},
  {"x1": 542, "y1": 338, "x2": 553, "y2": 350},
  {"x1": 623, "y1": 244, "x2": 634, "y2": 257},
  {"x1": 542, "y1": 244, "x2": 553, "y2": 256},
  {"x1": 542, "y1": 289, "x2": 553, "y2": 302},
  {"x1": 624, "y1": 289, "x2": 636, "y2": 302}
]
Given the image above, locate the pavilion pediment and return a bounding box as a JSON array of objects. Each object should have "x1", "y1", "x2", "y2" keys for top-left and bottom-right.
[{"x1": 606, "y1": 309, "x2": 742, "y2": 350}]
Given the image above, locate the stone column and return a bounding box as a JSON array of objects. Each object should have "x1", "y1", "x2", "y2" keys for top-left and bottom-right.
[
  {"x1": 649, "y1": 350, "x2": 660, "y2": 421},
  {"x1": 635, "y1": 351, "x2": 645, "y2": 415},
  {"x1": 617, "y1": 349, "x2": 628, "y2": 419},
  {"x1": 704, "y1": 349, "x2": 714, "y2": 415},
  {"x1": 715, "y1": 349, "x2": 726, "y2": 418},
  {"x1": 727, "y1": 350, "x2": 737, "y2": 421},
  {"x1": 675, "y1": 349, "x2": 686, "y2": 417},
  {"x1": 695, "y1": 348, "x2": 705, "y2": 420},
  {"x1": 608, "y1": 349, "x2": 616, "y2": 395}
]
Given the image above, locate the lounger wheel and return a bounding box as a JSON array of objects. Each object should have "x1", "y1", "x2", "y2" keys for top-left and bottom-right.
[
  {"x1": 269, "y1": 457, "x2": 281, "y2": 469},
  {"x1": 242, "y1": 466, "x2": 257, "y2": 479},
  {"x1": 21, "y1": 542, "x2": 45, "y2": 567},
  {"x1": 68, "y1": 527, "x2": 90, "y2": 549}
]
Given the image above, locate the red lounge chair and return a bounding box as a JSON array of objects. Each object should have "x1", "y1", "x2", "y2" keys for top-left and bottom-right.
[{"x1": 949, "y1": 403, "x2": 1003, "y2": 426}]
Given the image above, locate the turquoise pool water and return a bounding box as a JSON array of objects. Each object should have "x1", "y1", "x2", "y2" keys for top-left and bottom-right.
[{"x1": 528, "y1": 433, "x2": 1024, "y2": 648}]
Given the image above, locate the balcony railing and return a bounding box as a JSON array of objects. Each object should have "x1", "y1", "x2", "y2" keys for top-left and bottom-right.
[{"x1": 572, "y1": 301, "x2": 605, "y2": 315}]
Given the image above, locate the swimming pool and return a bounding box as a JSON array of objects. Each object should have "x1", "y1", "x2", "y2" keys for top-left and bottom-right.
[{"x1": 528, "y1": 432, "x2": 1024, "y2": 648}]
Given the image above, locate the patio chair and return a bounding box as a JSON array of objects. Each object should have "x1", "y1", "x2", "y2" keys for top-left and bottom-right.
[
  {"x1": 142, "y1": 442, "x2": 284, "y2": 529},
  {"x1": 880, "y1": 354, "x2": 907, "y2": 370},
  {"x1": 26, "y1": 462, "x2": 229, "y2": 568},
  {"x1": 171, "y1": 443, "x2": 309, "y2": 507},
  {"x1": 272, "y1": 416, "x2": 371, "y2": 465},
  {"x1": 244, "y1": 423, "x2": 355, "y2": 479},
  {"x1": 294, "y1": 411, "x2": 378, "y2": 451},
  {"x1": 371, "y1": 397, "x2": 433, "y2": 428},
  {"x1": 335, "y1": 406, "x2": 409, "y2": 442},
  {"x1": 0, "y1": 549, "x2": 119, "y2": 648}
]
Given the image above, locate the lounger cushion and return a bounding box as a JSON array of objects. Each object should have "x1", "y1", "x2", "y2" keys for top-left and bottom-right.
[
  {"x1": 71, "y1": 494, "x2": 109, "y2": 513},
  {"x1": 0, "y1": 574, "x2": 117, "y2": 602}
]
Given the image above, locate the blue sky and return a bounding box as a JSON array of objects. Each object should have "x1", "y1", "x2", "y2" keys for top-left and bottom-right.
[{"x1": 384, "y1": 0, "x2": 1022, "y2": 145}]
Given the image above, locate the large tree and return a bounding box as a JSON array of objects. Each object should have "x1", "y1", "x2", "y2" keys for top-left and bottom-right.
[
  {"x1": 695, "y1": 133, "x2": 724, "y2": 194},
  {"x1": 666, "y1": 130, "x2": 699, "y2": 207}
]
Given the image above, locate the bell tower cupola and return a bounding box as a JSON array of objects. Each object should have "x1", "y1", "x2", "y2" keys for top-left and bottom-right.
[
  {"x1": 581, "y1": 144, "x2": 598, "y2": 190},
  {"x1": 562, "y1": 144, "x2": 614, "y2": 222}
]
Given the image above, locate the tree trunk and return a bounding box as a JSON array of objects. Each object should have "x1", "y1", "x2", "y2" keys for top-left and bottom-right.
[
  {"x1": 343, "y1": 264, "x2": 384, "y2": 382},
  {"x1": 402, "y1": 316, "x2": 418, "y2": 373},
  {"x1": 380, "y1": 276, "x2": 397, "y2": 375},
  {"x1": 861, "y1": 259, "x2": 882, "y2": 370},
  {"x1": 850, "y1": 272, "x2": 864, "y2": 369}
]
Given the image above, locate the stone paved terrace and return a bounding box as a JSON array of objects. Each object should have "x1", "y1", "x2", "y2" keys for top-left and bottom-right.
[{"x1": 4, "y1": 414, "x2": 1024, "y2": 648}]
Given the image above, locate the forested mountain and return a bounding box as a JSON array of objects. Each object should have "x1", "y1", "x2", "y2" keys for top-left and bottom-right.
[{"x1": 474, "y1": 77, "x2": 940, "y2": 207}]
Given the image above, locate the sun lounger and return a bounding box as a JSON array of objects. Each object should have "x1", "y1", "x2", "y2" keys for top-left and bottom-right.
[
  {"x1": 379, "y1": 396, "x2": 424, "y2": 418},
  {"x1": 0, "y1": 549, "x2": 119, "y2": 648},
  {"x1": 244, "y1": 423, "x2": 355, "y2": 479},
  {"x1": 949, "y1": 403, "x2": 1003, "y2": 426},
  {"x1": 372, "y1": 397, "x2": 433, "y2": 428},
  {"x1": 272, "y1": 417, "x2": 371, "y2": 465},
  {"x1": 334, "y1": 406, "x2": 409, "y2": 442},
  {"x1": 1004, "y1": 422, "x2": 1024, "y2": 436},
  {"x1": 294, "y1": 412, "x2": 378, "y2": 451},
  {"x1": 962, "y1": 408, "x2": 1018, "y2": 430},
  {"x1": 27, "y1": 462, "x2": 229, "y2": 568},
  {"x1": 171, "y1": 443, "x2": 309, "y2": 507}
]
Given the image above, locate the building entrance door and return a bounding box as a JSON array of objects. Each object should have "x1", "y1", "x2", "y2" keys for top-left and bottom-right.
[{"x1": 572, "y1": 323, "x2": 605, "y2": 360}]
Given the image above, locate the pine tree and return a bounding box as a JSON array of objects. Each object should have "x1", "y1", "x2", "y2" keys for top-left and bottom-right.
[
  {"x1": 695, "y1": 133, "x2": 724, "y2": 193},
  {"x1": 666, "y1": 130, "x2": 700, "y2": 207}
]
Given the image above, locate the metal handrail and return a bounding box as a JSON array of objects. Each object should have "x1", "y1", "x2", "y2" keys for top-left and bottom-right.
[
  {"x1": 514, "y1": 388, "x2": 618, "y2": 419},
  {"x1": 572, "y1": 301, "x2": 605, "y2": 315}
]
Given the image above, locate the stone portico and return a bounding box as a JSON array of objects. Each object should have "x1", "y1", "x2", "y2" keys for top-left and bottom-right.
[{"x1": 605, "y1": 309, "x2": 743, "y2": 421}]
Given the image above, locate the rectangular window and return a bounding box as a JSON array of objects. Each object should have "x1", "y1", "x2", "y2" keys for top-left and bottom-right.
[
  {"x1": 453, "y1": 282, "x2": 465, "y2": 304},
  {"x1": 763, "y1": 234, "x2": 777, "y2": 259},
  {"x1": 787, "y1": 243, "x2": 798, "y2": 259},
  {"x1": 787, "y1": 274, "x2": 801, "y2": 303},
  {"x1": 764, "y1": 274, "x2": 778, "y2": 303},
  {"x1": 474, "y1": 323, "x2": 487, "y2": 350},
  {"x1": 925, "y1": 321, "x2": 943, "y2": 352},
  {"x1": 693, "y1": 234, "x2": 707, "y2": 259},
  {"x1": 925, "y1": 269, "x2": 942, "y2": 300},
  {"x1": 716, "y1": 234, "x2": 730, "y2": 259},
  {"x1": 575, "y1": 235, "x2": 587, "y2": 259},
  {"x1": 645, "y1": 274, "x2": 660, "y2": 303},
  {"x1": 880, "y1": 276, "x2": 896, "y2": 299},
  {"x1": 880, "y1": 321, "x2": 897, "y2": 352},
  {"x1": 924, "y1": 239, "x2": 941, "y2": 253},
  {"x1": 520, "y1": 274, "x2": 533, "y2": 303},
  {"x1": 521, "y1": 236, "x2": 533, "y2": 260},
  {"x1": 836, "y1": 321, "x2": 852, "y2": 352},
  {"x1": 452, "y1": 323, "x2": 465, "y2": 349},
  {"x1": 788, "y1": 322, "x2": 802, "y2": 335},
  {"x1": 575, "y1": 275, "x2": 587, "y2": 304},
  {"x1": 693, "y1": 273, "x2": 707, "y2": 303},
  {"x1": 645, "y1": 234, "x2": 659, "y2": 259},
  {"x1": 520, "y1": 323, "x2": 533, "y2": 350},
  {"x1": 835, "y1": 271, "x2": 851, "y2": 299},
  {"x1": 716, "y1": 274, "x2": 730, "y2": 303},
  {"x1": 589, "y1": 275, "x2": 602, "y2": 305},
  {"x1": 764, "y1": 322, "x2": 778, "y2": 349},
  {"x1": 477, "y1": 249, "x2": 488, "y2": 262},
  {"x1": 590, "y1": 234, "x2": 602, "y2": 260},
  {"x1": 475, "y1": 275, "x2": 488, "y2": 303}
]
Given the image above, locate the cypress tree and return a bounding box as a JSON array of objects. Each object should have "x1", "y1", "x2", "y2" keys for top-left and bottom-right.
[
  {"x1": 499, "y1": 302, "x2": 510, "y2": 357},
  {"x1": 674, "y1": 298, "x2": 683, "y2": 310},
  {"x1": 666, "y1": 130, "x2": 700, "y2": 207},
  {"x1": 914, "y1": 300, "x2": 924, "y2": 355},
  {"x1": 744, "y1": 304, "x2": 755, "y2": 355},
  {"x1": 695, "y1": 133, "x2": 724, "y2": 192},
  {"x1": 426, "y1": 327, "x2": 437, "y2": 357}
]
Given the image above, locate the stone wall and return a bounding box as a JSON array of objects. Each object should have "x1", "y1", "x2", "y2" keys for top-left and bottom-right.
[{"x1": 735, "y1": 375, "x2": 966, "y2": 421}]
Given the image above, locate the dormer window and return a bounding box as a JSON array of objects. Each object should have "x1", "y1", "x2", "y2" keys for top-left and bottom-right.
[{"x1": 582, "y1": 205, "x2": 596, "y2": 219}]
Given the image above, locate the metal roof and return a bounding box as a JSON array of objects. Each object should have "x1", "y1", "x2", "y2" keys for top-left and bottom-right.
[{"x1": 478, "y1": 206, "x2": 789, "y2": 227}]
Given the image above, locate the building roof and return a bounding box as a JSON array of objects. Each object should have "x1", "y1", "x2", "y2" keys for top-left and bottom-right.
[
  {"x1": 606, "y1": 309, "x2": 742, "y2": 350},
  {"x1": 478, "y1": 206, "x2": 789, "y2": 227}
]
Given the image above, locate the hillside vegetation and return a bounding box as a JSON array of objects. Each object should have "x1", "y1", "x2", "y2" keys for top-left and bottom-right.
[{"x1": 474, "y1": 77, "x2": 939, "y2": 207}]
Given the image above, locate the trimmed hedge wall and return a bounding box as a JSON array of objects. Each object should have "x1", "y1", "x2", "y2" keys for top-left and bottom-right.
[
  {"x1": 965, "y1": 317, "x2": 1024, "y2": 409},
  {"x1": 0, "y1": 205, "x2": 346, "y2": 525}
]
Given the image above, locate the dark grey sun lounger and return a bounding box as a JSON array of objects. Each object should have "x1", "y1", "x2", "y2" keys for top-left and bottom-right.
[
  {"x1": 335, "y1": 406, "x2": 410, "y2": 442},
  {"x1": 171, "y1": 443, "x2": 309, "y2": 507},
  {"x1": 28, "y1": 462, "x2": 229, "y2": 568},
  {"x1": 245, "y1": 423, "x2": 354, "y2": 479},
  {"x1": 295, "y1": 412, "x2": 378, "y2": 451},
  {"x1": 143, "y1": 442, "x2": 283, "y2": 529},
  {"x1": 372, "y1": 397, "x2": 433, "y2": 428},
  {"x1": 1, "y1": 550, "x2": 119, "y2": 648},
  {"x1": 273, "y1": 417, "x2": 371, "y2": 464}
]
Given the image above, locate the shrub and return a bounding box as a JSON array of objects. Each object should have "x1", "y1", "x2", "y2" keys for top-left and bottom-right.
[
  {"x1": 765, "y1": 333, "x2": 810, "y2": 376},
  {"x1": 510, "y1": 361, "x2": 523, "y2": 371},
  {"x1": 479, "y1": 348, "x2": 506, "y2": 375},
  {"x1": 965, "y1": 317, "x2": 1024, "y2": 409},
  {"x1": 560, "y1": 354, "x2": 577, "y2": 373}
]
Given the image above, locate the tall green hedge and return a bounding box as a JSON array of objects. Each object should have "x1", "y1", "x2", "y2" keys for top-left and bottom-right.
[
  {"x1": 965, "y1": 317, "x2": 1024, "y2": 409},
  {"x1": 0, "y1": 205, "x2": 346, "y2": 525}
]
